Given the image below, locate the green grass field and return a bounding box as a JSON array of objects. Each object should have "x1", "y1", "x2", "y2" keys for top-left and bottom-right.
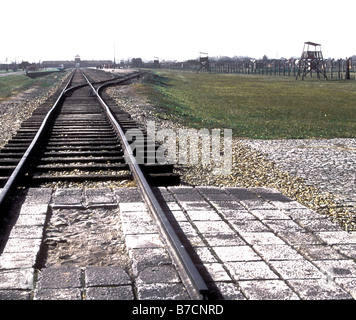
[
  {"x1": 0, "y1": 73, "x2": 64, "y2": 102},
  {"x1": 137, "y1": 70, "x2": 356, "y2": 139}
]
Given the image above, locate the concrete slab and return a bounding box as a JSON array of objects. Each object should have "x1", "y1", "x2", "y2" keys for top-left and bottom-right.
[
  {"x1": 85, "y1": 266, "x2": 131, "y2": 287},
  {"x1": 84, "y1": 188, "x2": 116, "y2": 207},
  {"x1": 36, "y1": 267, "x2": 82, "y2": 289},
  {"x1": 86, "y1": 286, "x2": 134, "y2": 300},
  {"x1": 51, "y1": 188, "x2": 84, "y2": 208},
  {"x1": 239, "y1": 280, "x2": 300, "y2": 300},
  {"x1": 137, "y1": 283, "x2": 190, "y2": 300},
  {"x1": 287, "y1": 279, "x2": 353, "y2": 300},
  {"x1": 34, "y1": 288, "x2": 82, "y2": 300},
  {"x1": 0, "y1": 268, "x2": 34, "y2": 290}
]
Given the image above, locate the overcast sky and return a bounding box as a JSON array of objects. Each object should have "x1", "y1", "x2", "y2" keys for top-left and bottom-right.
[{"x1": 1, "y1": 0, "x2": 355, "y2": 63}]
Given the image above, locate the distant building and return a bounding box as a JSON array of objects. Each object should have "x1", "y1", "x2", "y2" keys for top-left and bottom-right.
[{"x1": 41, "y1": 55, "x2": 113, "y2": 69}]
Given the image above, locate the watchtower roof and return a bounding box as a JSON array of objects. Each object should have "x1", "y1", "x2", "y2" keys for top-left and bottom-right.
[{"x1": 304, "y1": 41, "x2": 321, "y2": 47}]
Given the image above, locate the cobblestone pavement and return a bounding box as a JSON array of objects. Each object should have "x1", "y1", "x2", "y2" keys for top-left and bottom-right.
[
  {"x1": 0, "y1": 187, "x2": 355, "y2": 300},
  {"x1": 241, "y1": 138, "x2": 356, "y2": 210}
]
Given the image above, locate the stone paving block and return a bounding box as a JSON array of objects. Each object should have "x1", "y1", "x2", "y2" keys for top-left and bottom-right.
[
  {"x1": 203, "y1": 193, "x2": 235, "y2": 201},
  {"x1": 271, "y1": 200, "x2": 307, "y2": 210},
  {"x1": 121, "y1": 219, "x2": 158, "y2": 235},
  {"x1": 194, "y1": 247, "x2": 218, "y2": 263},
  {"x1": 253, "y1": 244, "x2": 304, "y2": 262},
  {"x1": 334, "y1": 278, "x2": 356, "y2": 299},
  {"x1": 179, "y1": 201, "x2": 212, "y2": 211},
  {"x1": 125, "y1": 234, "x2": 164, "y2": 249},
  {"x1": 0, "y1": 268, "x2": 34, "y2": 290},
  {"x1": 251, "y1": 187, "x2": 306, "y2": 210},
  {"x1": 155, "y1": 190, "x2": 176, "y2": 202},
  {"x1": 3, "y1": 238, "x2": 42, "y2": 254},
  {"x1": 86, "y1": 286, "x2": 134, "y2": 300},
  {"x1": 278, "y1": 232, "x2": 325, "y2": 246},
  {"x1": 297, "y1": 218, "x2": 344, "y2": 232},
  {"x1": 115, "y1": 187, "x2": 143, "y2": 202},
  {"x1": 282, "y1": 208, "x2": 322, "y2": 220},
  {"x1": 263, "y1": 219, "x2": 306, "y2": 233},
  {"x1": 250, "y1": 209, "x2": 291, "y2": 220},
  {"x1": 34, "y1": 288, "x2": 82, "y2": 300},
  {"x1": 85, "y1": 266, "x2": 131, "y2": 287},
  {"x1": 8, "y1": 225, "x2": 43, "y2": 239},
  {"x1": 186, "y1": 210, "x2": 222, "y2": 221},
  {"x1": 18, "y1": 204, "x2": 49, "y2": 215},
  {"x1": 197, "y1": 263, "x2": 232, "y2": 282},
  {"x1": 183, "y1": 233, "x2": 206, "y2": 247},
  {"x1": 269, "y1": 260, "x2": 325, "y2": 279},
  {"x1": 22, "y1": 188, "x2": 52, "y2": 205},
  {"x1": 333, "y1": 244, "x2": 356, "y2": 260},
  {"x1": 224, "y1": 187, "x2": 258, "y2": 200},
  {"x1": 226, "y1": 189, "x2": 276, "y2": 210},
  {"x1": 164, "y1": 202, "x2": 181, "y2": 211},
  {"x1": 175, "y1": 221, "x2": 199, "y2": 236},
  {"x1": 213, "y1": 246, "x2": 261, "y2": 262},
  {"x1": 168, "y1": 210, "x2": 187, "y2": 222},
  {"x1": 174, "y1": 192, "x2": 205, "y2": 202},
  {"x1": 137, "y1": 282, "x2": 190, "y2": 300},
  {"x1": 51, "y1": 188, "x2": 84, "y2": 208},
  {"x1": 250, "y1": 187, "x2": 294, "y2": 203},
  {"x1": 196, "y1": 186, "x2": 226, "y2": 194},
  {"x1": 120, "y1": 209, "x2": 152, "y2": 223},
  {"x1": 209, "y1": 200, "x2": 248, "y2": 212},
  {"x1": 0, "y1": 289, "x2": 31, "y2": 300},
  {"x1": 193, "y1": 221, "x2": 234, "y2": 234},
  {"x1": 287, "y1": 279, "x2": 353, "y2": 300},
  {"x1": 295, "y1": 244, "x2": 347, "y2": 261},
  {"x1": 239, "y1": 280, "x2": 300, "y2": 300},
  {"x1": 225, "y1": 261, "x2": 279, "y2": 280},
  {"x1": 137, "y1": 265, "x2": 181, "y2": 284},
  {"x1": 84, "y1": 188, "x2": 116, "y2": 206},
  {"x1": 129, "y1": 248, "x2": 172, "y2": 275},
  {"x1": 36, "y1": 267, "x2": 82, "y2": 289},
  {"x1": 313, "y1": 259, "x2": 356, "y2": 278},
  {"x1": 217, "y1": 208, "x2": 257, "y2": 220},
  {"x1": 0, "y1": 252, "x2": 37, "y2": 269},
  {"x1": 204, "y1": 233, "x2": 246, "y2": 247},
  {"x1": 314, "y1": 231, "x2": 356, "y2": 245},
  {"x1": 230, "y1": 220, "x2": 271, "y2": 233},
  {"x1": 240, "y1": 232, "x2": 286, "y2": 246},
  {"x1": 168, "y1": 186, "x2": 194, "y2": 194},
  {"x1": 214, "y1": 282, "x2": 246, "y2": 300},
  {"x1": 15, "y1": 214, "x2": 46, "y2": 226},
  {"x1": 119, "y1": 202, "x2": 147, "y2": 213}
]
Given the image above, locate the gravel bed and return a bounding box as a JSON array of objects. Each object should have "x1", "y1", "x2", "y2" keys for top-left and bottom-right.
[
  {"x1": 105, "y1": 73, "x2": 356, "y2": 231},
  {"x1": 0, "y1": 72, "x2": 71, "y2": 149},
  {"x1": 44, "y1": 206, "x2": 130, "y2": 269}
]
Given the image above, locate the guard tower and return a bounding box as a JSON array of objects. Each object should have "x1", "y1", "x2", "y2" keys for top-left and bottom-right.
[
  {"x1": 153, "y1": 57, "x2": 160, "y2": 68},
  {"x1": 75, "y1": 55, "x2": 81, "y2": 68},
  {"x1": 296, "y1": 42, "x2": 327, "y2": 80},
  {"x1": 197, "y1": 52, "x2": 210, "y2": 73}
]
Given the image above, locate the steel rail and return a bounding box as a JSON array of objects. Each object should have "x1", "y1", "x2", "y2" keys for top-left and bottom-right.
[
  {"x1": 0, "y1": 69, "x2": 76, "y2": 211},
  {"x1": 81, "y1": 71, "x2": 210, "y2": 300}
]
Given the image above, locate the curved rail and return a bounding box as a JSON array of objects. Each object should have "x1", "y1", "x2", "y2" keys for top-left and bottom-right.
[{"x1": 82, "y1": 71, "x2": 210, "y2": 300}]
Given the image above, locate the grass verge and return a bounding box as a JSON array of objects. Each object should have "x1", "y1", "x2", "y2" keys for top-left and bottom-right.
[
  {"x1": 135, "y1": 70, "x2": 356, "y2": 139},
  {"x1": 0, "y1": 73, "x2": 64, "y2": 101}
]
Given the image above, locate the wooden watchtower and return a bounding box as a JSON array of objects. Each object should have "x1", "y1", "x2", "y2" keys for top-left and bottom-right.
[
  {"x1": 197, "y1": 52, "x2": 210, "y2": 73},
  {"x1": 296, "y1": 42, "x2": 327, "y2": 80}
]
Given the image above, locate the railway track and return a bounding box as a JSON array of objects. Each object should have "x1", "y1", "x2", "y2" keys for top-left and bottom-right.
[{"x1": 0, "y1": 68, "x2": 211, "y2": 300}]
